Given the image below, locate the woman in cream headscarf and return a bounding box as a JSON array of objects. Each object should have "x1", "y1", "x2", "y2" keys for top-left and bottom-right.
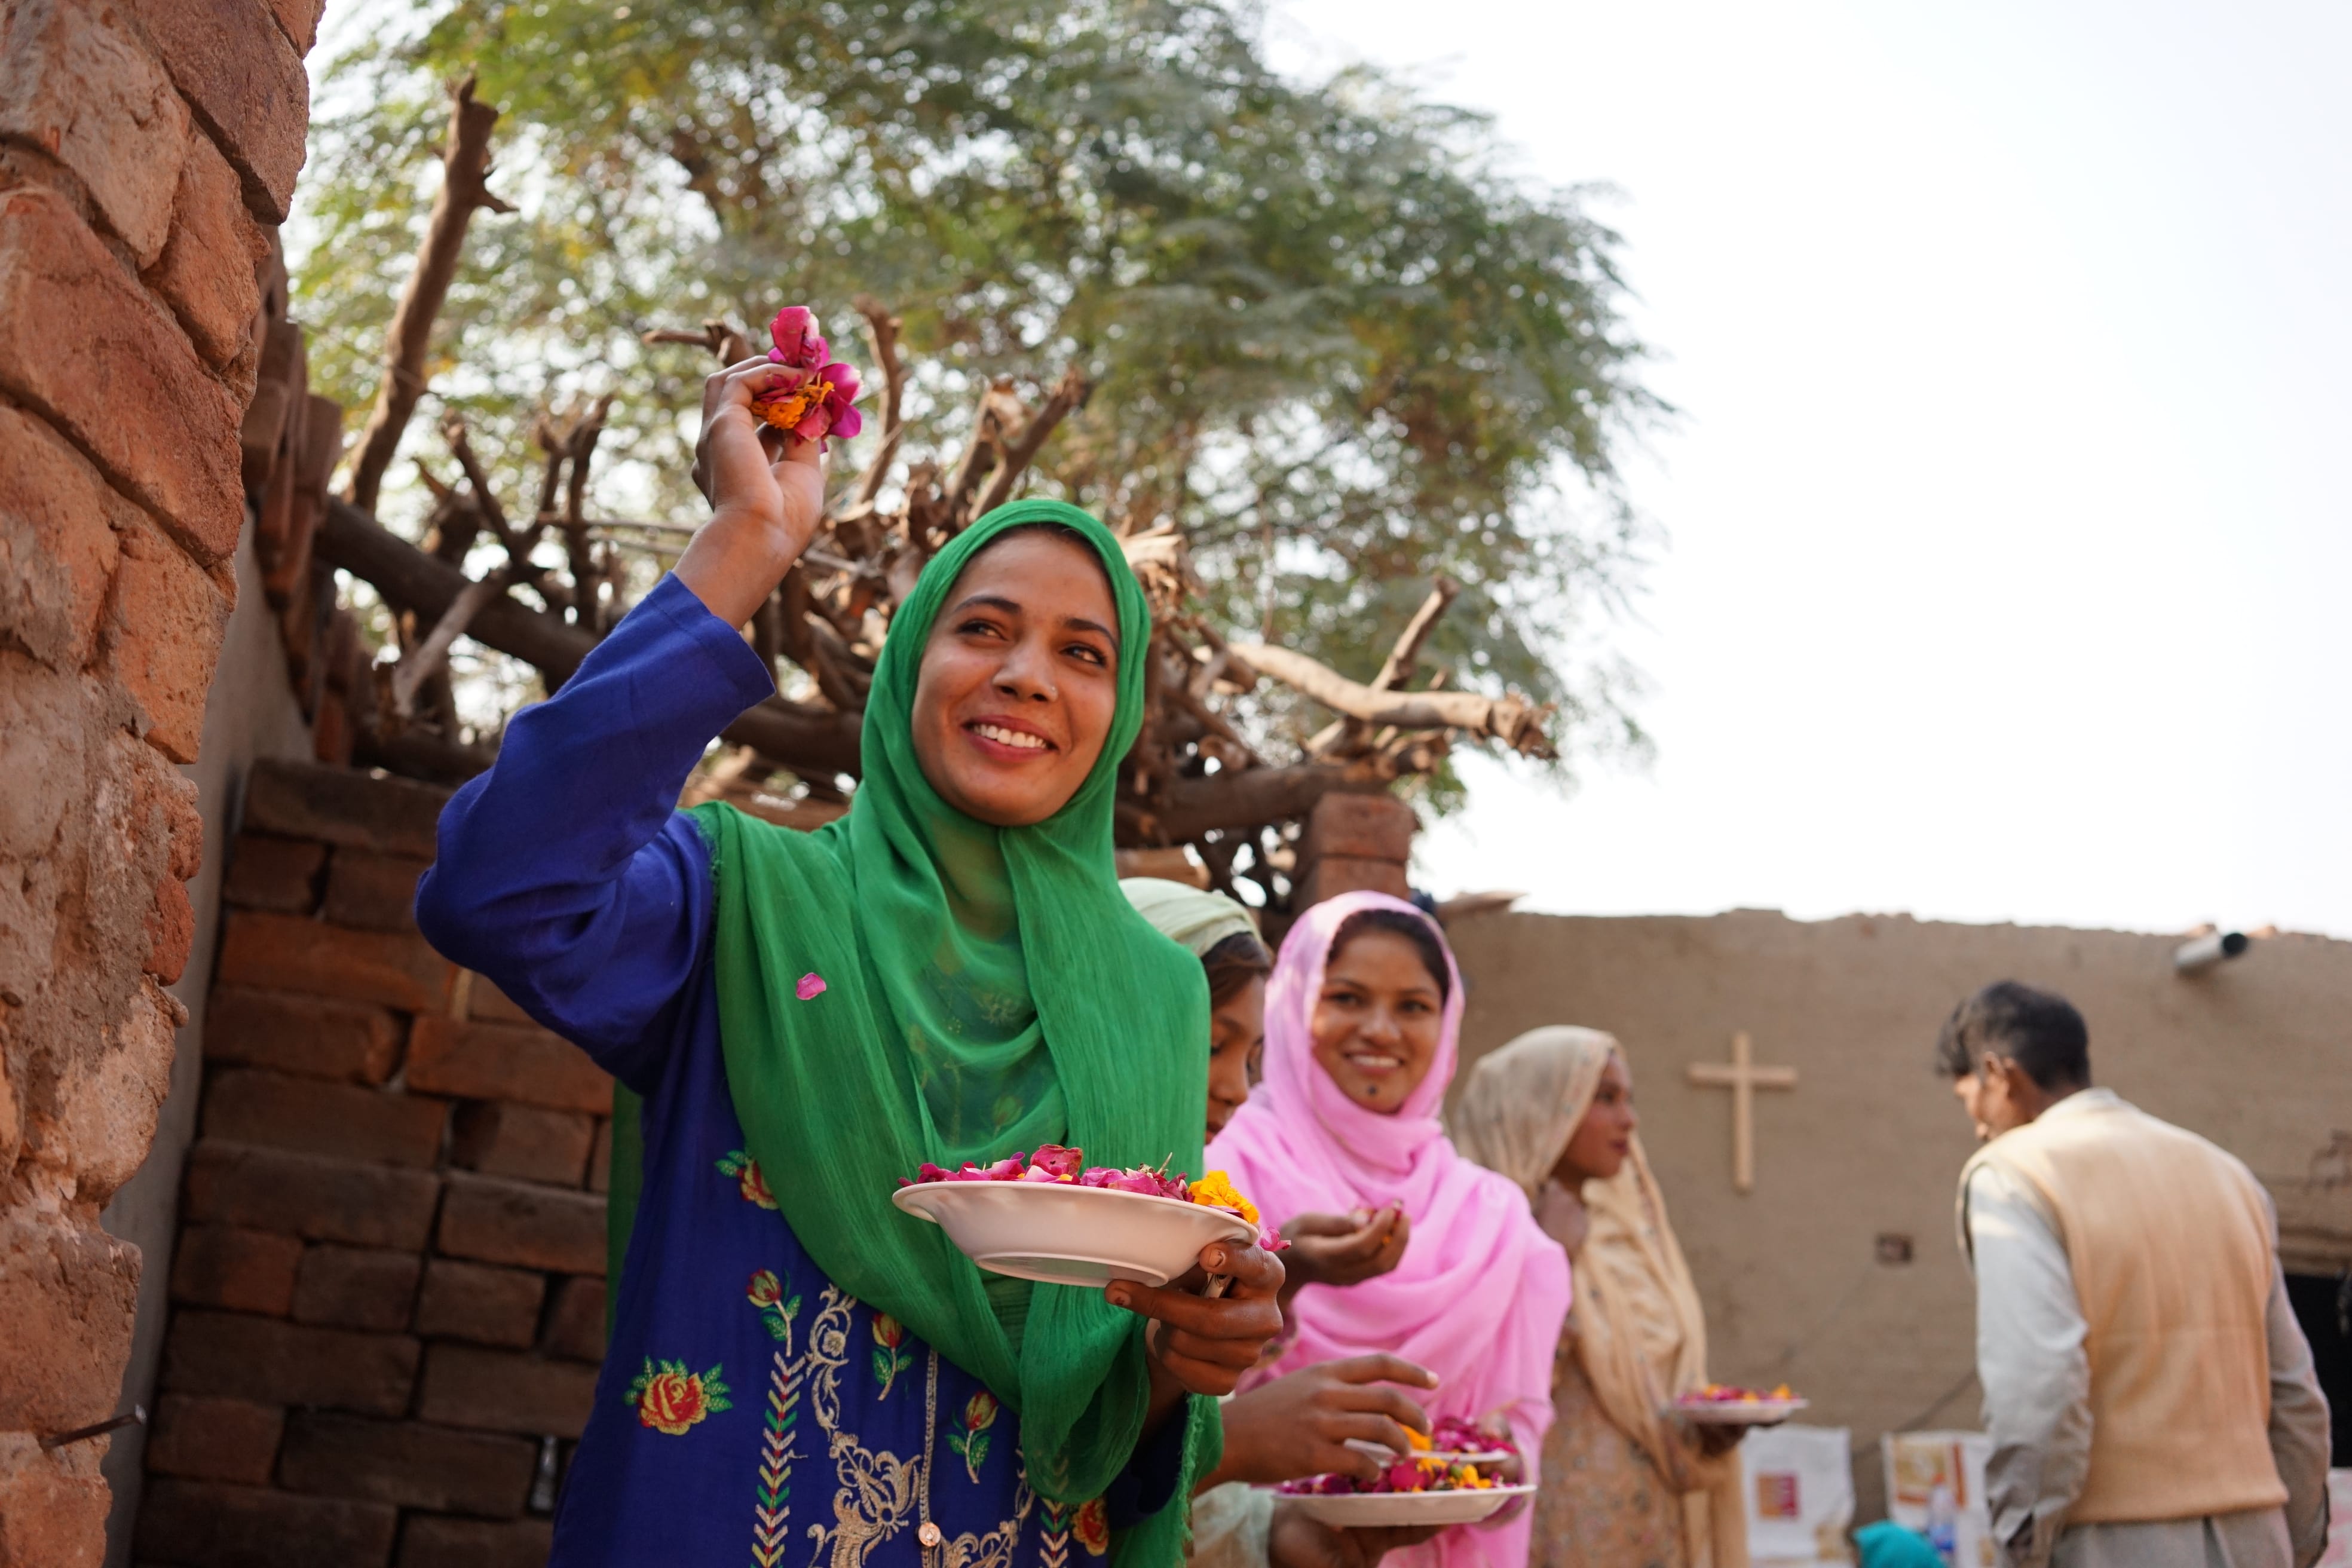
[{"x1": 1451, "y1": 1028, "x2": 1747, "y2": 1568}]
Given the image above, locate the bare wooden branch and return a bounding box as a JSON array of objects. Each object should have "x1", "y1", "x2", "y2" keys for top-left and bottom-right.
[
  {"x1": 320, "y1": 500, "x2": 862, "y2": 772},
  {"x1": 1316, "y1": 575, "x2": 1462, "y2": 757},
  {"x1": 1154, "y1": 764, "x2": 1393, "y2": 843},
  {"x1": 1373, "y1": 575, "x2": 1459, "y2": 691},
  {"x1": 850, "y1": 296, "x2": 906, "y2": 507},
  {"x1": 968, "y1": 365, "x2": 1091, "y2": 521},
  {"x1": 642, "y1": 318, "x2": 752, "y2": 365},
  {"x1": 347, "y1": 76, "x2": 512, "y2": 513},
  {"x1": 442, "y1": 417, "x2": 519, "y2": 556},
  {"x1": 391, "y1": 569, "x2": 509, "y2": 717},
  {"x1": 1226, "y1": 641, "x2": 1553, "y2": 757}
]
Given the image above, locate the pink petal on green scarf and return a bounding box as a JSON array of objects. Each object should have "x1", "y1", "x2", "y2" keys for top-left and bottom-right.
[{"x1": 795, "y1": 972, "x2": 826, "y2": 1000}]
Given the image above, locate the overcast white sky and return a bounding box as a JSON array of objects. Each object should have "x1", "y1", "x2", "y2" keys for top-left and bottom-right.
[{"x1": 1265, "y1": 0, "x2": 2352, "y2": 938}]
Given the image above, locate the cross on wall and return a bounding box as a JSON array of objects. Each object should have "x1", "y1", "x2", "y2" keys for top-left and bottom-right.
[{"x1": 1686, "y1": 1031, "x2": 1798, "y2": 1194}]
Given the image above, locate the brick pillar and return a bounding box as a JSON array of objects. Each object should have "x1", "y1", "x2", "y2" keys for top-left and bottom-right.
[
  {"x1": 1294, "y1": 792, "x2": 1418, "y2": 909},
  {"x1": 138, "y1": 761, "x2": 610, "y2": 1567},
  {"x1": 0, "y1": 0, "x2": 317, "y2": 1560}
]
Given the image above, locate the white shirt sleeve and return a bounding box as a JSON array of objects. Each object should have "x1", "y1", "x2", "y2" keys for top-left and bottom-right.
[{"x1": 1965, "y1": 1161, "x2": 2094, "y2": 1568}]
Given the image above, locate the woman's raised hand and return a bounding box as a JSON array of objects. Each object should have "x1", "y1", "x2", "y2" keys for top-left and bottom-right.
[
  {"x1": 675, "y1": 357, "x2": 828, "y2": 627},
  {"x1": 1202, "y1": 1353, "x2": 1438, "y2": 1489},
  {"x1": 1279, "y1": 1207, "x2": 1410, "y2": 1298},
  {"x1": 1107, "y1": 1239, "x2": 1286, "y2": 1399}
]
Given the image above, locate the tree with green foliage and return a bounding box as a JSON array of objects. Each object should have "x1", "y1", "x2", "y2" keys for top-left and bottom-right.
[{"x1": 299, "y1": 0, "x2": 1658, "y2": 906}]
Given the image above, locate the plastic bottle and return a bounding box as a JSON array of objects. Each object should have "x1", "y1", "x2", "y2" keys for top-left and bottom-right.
[{"x1": 1926, "y1": 1483, "x2": 1959, "y2": 1566}]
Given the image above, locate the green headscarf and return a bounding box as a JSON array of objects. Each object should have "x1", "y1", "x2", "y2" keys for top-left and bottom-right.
[{"x1": 612, "y1": 500, "x2": 1219, "y2": 1560}]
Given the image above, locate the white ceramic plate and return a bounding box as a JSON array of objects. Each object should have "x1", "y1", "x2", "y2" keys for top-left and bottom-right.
[
  {"x1": 1273, "y1": 1484, "x2": 1536, "y2": 1527},
  {"x1": 892, "y1": 1180, "x2": 1255, "y2": 1289},
  {"x1": 1674, "y1": 1396, "x2": 1808, "y2": 1426}
]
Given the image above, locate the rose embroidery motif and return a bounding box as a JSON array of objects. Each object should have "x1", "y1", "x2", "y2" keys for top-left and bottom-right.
[
  {"x1": 946, "y1": 1388, "x2": 998, "y2": 1483},
  {"x1": 718, "y1": 1149, "x2": 778, "y2": 1209},
  {"x1": 626, "y1": 1358, "x2": 732, "y2": 1435},
  {"x1": 1073, "y1": 1497, "x2": 1110, "y2": 1557},
  {"x1": 748, "y1": 1270, "x2": 800, "y2": 1342},
  {"x1": 870, "y1": 1310, "x2": 910, "y2": 1401}
]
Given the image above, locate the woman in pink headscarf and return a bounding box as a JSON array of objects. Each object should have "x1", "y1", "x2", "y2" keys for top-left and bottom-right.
[{"x1": 1206, "y1": 892, "x2": 1572, "y2": 1568}]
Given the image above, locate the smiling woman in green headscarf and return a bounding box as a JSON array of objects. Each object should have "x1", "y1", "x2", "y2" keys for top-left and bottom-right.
[{"x1": 416, "y1": 341, "x2": 1284, "y2": 1568}]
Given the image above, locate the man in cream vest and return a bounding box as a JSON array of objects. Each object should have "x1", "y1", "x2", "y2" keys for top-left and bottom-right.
[{"x1": 1938, "y1": 980, "x2": 2330, "y2": 1568}]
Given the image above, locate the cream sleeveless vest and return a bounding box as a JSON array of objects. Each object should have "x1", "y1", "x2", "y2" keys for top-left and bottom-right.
[{"x1": 1959, "y1": 1095, "x2": 2284, "y2": 1524}]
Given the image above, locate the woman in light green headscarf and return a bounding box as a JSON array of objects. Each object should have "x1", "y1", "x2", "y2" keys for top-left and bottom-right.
[
  {"x1": 418, "y1": 340, "x2": 1284, "y2": 1568},
  {"x1": 1120, "y1": 878, "x2": 1269, "y2": 1140}
]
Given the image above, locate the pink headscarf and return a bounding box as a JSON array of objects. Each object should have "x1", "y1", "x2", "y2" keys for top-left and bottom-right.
[{"x1": 1205, "y1": 892, "x2": 1570, "y2": 1568}]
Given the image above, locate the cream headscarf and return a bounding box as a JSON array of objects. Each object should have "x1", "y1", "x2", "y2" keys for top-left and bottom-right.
[
  {"x1": 1118, "y1": 878, "x2": 1260, "y2": 958},
  {"x1": 1451, "y1": 1027, "x2": 1747, "y2": 1568}
]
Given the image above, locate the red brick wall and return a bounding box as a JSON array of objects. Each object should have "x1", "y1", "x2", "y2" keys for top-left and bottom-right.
[
  {"x1": 0, "y1": 1, "x2": 320, "y2": 1562},
  {"x1": 138, "y1": 761, "x2": 612, "y2": 1568}
]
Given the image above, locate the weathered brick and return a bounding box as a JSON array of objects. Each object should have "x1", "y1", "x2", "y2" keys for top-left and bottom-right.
[
  {"x1": 182, "y1": 1141, "x2": 442, "y2": 1250},
  {"x1": 541, "y1": 1276, "x2": 604, "y2": 1363},
  {"x1": 586, "y1": 1117, "x2": 611, "y2": 1194},
  {"x1": 0, "y1": 0, "x2": 192, "y2": 264},
  {"x1": 396, "y1": 1514, "x2": 556, "y2": 1568},
  {"x1": 168, "y1": 1223, "x2": 302, "y2": 1315},
  {"x1": 103, "y1": 516, "x2": 233, "y2": 763},
  {"x1": 145, "y1": 858, "x2": 196, "y2": 981},
  {"x1": 436, "y1": 1172, "x2": 607, "y2": 1276},
  {"x1": 408, "y1": 1016, "x2": 612, "y2": 1117},
  {"x1": 451, "y1": 1101, "x2": 594, "y2": 1187},
  {"x1": 146, "y1": 122, "x2": 268, "y2": 367},
  {"x1": 240, "y1": 319, "x2": 301, "y2": 491},
  {"x1": 241, "y1": 757, "x2": 449, "y2": 859},
  {"x1": 221, "y1": 834, "x2": 325, "y2": 914},
  {"x1": 0, "y1": 1438, "x2": 111, "y2": 1568},
  {"x1": 1300, "y1": 791, "x2": 1418, "y2": 867},
  {"x1": 1296, "y1": 855, "x2": 1412, "y2": 908},
  {"x1": 323, "y1": 848, "x2": 431, "y2": 933},
  {"x1": 416, "y1": 1344, "x2": 598, "y2": 1439},
  {"x1": 0, "y1": 403, "x2": 126, "y2": 672},
  {"x1": 216, "y1": 909, "x2": 457, "y2": 1012},
  {"x1": 267, "y1": 0, "x2": 326, "y2": 54},
  {"x1": 203, "y1": 1067, "x2": 449, "y2": 1167},
  {"x1": 162, "y1": 1309, "x2": 419, "y2": 1417},
  {"x1": 0, "y1": 1209, "x2": 140, "y2": 1431},
  {"x1": 0, "y1": 188, "x2": 245, "y2": 561},
  {"x1": 292, "y1": 1244, "x2": 422, "y2": 1333},
  {"x1": 127, "y1": 0, "x2": 308, "y2": 222},
  {"x1": 277, "y1": 1411, "x2": 535, "y2": 1517},
  {"x1": 206, "y1": 985, "x2": 403, "y2": 1084},
  {"x1": 146, "y1": 1394, "x2": 285, "y2": 1485},
  {"x1": 136, "y1": 1477, "x2": 397, "y2": 1568},
  {"x1": 415, "y1": 1258, "x2": 544, "y2": 1350}
]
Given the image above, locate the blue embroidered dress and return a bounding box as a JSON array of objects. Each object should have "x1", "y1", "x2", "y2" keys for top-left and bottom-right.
[{"x1": 416, "y1": 575, "x2": 1182, "y2": 1567}]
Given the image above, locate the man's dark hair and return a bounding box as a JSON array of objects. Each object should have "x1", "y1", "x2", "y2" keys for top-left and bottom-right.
[{"x1": 1933, "y1": 981, "x2": 2091, "y2": 1090}]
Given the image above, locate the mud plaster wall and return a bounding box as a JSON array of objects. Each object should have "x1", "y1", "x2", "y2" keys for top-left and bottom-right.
[
  {"x1": 0, "y1": 0, "x2": 318, "y2": 1561},
  {"x1": 1442, "y1": 908, "x2": 2352, "y2": 1520}
]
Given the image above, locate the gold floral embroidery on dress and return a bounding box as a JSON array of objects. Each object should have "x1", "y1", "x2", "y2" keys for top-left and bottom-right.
[{"x1": 803, "y1": 1287, "x2": 921, "y2": 1568}]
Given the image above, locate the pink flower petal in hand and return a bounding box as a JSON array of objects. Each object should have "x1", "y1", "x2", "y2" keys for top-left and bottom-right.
[{"x1": 796, "y1": 972, "x2": 826, "y2": 1001}]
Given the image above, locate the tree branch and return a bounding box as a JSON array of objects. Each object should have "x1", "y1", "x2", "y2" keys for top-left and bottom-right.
[
  {"x1": 850, "y1": 296, "x2": 906, "y2": 507},
  {"x1": 1226, "y1": 641, "x2": 1553, "y2": 757},
  {"x1": 319, "y1": 500, "x2": 862, "y2": 772},
  {"x1": 345, "y1": 76, "x2": 512, "y2": 514},
  {"x1": 1152, "y1": 764, "x2": 1392, "y2": 843},
  {"x1": 391, "y1": 569, "x2": 509, "y2": 717},
  {"x1": 967, "y1": 365, "x2": 1091, "y2": 522}
]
